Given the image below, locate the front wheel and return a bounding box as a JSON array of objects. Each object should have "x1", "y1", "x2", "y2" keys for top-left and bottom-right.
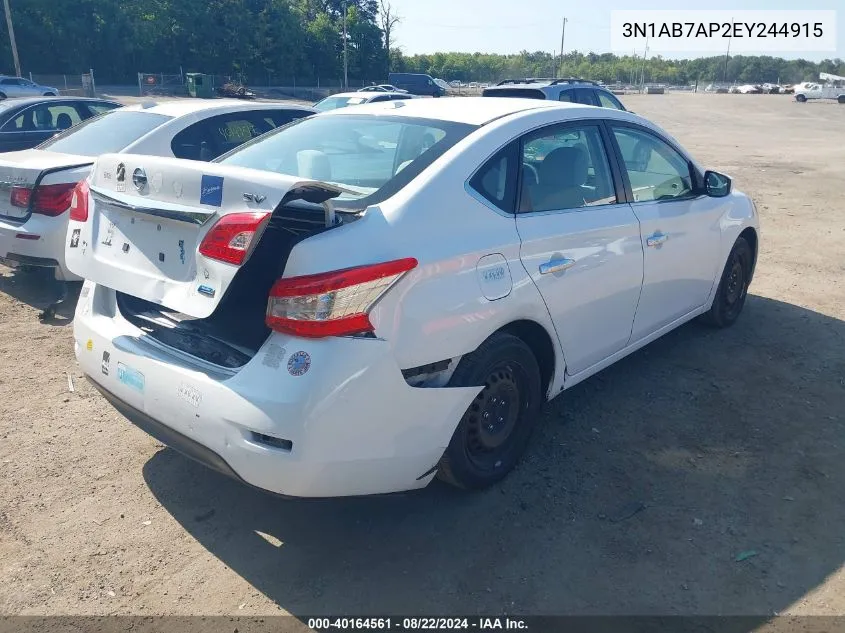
[
  {"x1": 437, "y1": 332, "x2": 542, "y2": 490},
  {"x1": 0, "y1": 92, "x2": 6, "y2": 100},
  {"x1": 795, "y1": 94, "x2": 807, "y2": 103},
  {"x1": 838, "y1": 95, "x2": 845, "y2": 104},
  {"x1": 701, "y1": 236, "x2": 753, "y2": 328},
  {"x1": 43, "y1": 92, "x2": 57, "y2": 97}
]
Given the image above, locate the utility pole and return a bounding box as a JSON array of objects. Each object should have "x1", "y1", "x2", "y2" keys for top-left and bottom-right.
[
  {"x1": 558, "y1": 17, "x2": 567, "y2": 78},
  {"x1": 723, "y1": 19, "x2": 733, "y2": 84},
  {"x1": 3, "y1": 0, "x2": 21, "y2": 77},
  {"x1": 639, "y1": 37, "x2": 648, "y2": 91},
  {"x1": 342, "y1": 0, "x2": 348, "y2": 89}
]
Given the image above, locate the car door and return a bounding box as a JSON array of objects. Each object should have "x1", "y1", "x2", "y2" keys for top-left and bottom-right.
[
  {"x1": 607, "y1": 123, "x2": 723, "y2": 342},
  {"x1": 515, "y1": 121, "x2": 644, "y2": 376},
  {"x1": 0, "y1": 78, "x2": 23, "y2": 97}
]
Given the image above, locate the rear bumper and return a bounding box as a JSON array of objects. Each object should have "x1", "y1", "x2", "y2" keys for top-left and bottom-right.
[
  {"x1": 74, "y1": 283, "x2": 480, "y2": 497},
  {"x1": 88, "y1": 377, "x2": 247, "y2": 485},
  {"x1": 0, "y1": 213, "x2": 77, "y2": 280}
]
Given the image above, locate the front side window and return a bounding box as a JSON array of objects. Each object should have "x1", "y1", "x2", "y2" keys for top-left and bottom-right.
[
  {"x1": 220, "y1": 114, "x2": 475, "y2": 208},
  {"x1": 611, "y1": 126, "x2": 694, "y2": 202},
  {"x1": 2, "y1": 103, "x2": 85, "y2": 132},
  {"x1": 519, "y1": 124, "x2": 617, "y2": 213}
]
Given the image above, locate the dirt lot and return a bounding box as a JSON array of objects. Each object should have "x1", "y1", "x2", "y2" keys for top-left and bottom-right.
[{"x1": 0, "y1": 93, "x2": 844, "y2": 618}]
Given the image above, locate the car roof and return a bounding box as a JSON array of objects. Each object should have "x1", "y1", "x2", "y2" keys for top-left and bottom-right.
[
  {"x1": 119, "y1": 99, "x2": 315, "y2": 118},
  {"x1": 322, "y1": 91, "x2": 408, "y2": 99},
  {"x1": 320, "y1": 96, "x2": 570, "y2": 125},
  {"x1": 0, "y1": 96, "x2": 119, "y2": 107}
]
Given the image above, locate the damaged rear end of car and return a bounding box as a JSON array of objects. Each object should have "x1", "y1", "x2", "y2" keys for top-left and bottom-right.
[{"x1": 69, "y1": 149, "x2": 480, "y2": 497}]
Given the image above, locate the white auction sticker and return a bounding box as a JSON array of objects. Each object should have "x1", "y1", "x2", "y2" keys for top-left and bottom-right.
[{"x1": 610, "y1": 10, "x2": 837, "y2": 54}]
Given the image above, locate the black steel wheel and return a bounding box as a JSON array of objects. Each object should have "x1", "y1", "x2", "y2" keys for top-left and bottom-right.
[
  {"x1": 702, "y1": 236, "x2": 753, "y2": 328},
  {"x1": 438, "y1": 332, "x2": 542, "y2": 490}
]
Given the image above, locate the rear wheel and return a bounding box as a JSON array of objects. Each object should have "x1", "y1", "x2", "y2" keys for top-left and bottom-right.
[
  {"x1": 838, "y1": 95, "x2": 845, "y2": 104},
  {"x1": 796, "y1": 94, "x2": 807, "y2": 103},
  {"x1": 702, "y1": 237, "x2": 753, "y2": 328},
  {"x1": 0, "y1": 92, "x2": 6, "y2": 100},
  {"x1": 437, "y1": 333, "x2": 542, "y2": 490},
  {"x1": 43, "y1": 92, "x2": 56, "y2": 97}
]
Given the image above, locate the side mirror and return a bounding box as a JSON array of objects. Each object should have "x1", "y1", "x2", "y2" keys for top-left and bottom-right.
[{"x1": 704, "y1": 170, "x2": 731, "y2": 197}]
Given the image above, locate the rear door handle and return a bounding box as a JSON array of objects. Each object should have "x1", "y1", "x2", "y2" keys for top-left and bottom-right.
[
  {"x1": 646, "y1": 231, "x2": 669, "y2": 247},
  {"x1": 539, "y1": 258, "x2": 576, "y2": 275}
]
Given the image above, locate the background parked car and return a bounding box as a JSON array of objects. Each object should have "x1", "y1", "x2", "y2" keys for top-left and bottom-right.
[
  {"x1": 359, "y1": 84, "x2": 408, "y2": 93},
  {"x1": 482, "y1": 78, "x2": 627, "y2": 111},
  {"x1": 313, "y1": 91, "x2": 415, "y2": 112},
  {"x1": 0, "y1": 99, "x2": 315, "y2": 287},
  {"x1": 0, "y1": 75, "x2": 60, "y2": 98},
  {"x1": 0, "y1": 97, "x2": 121, "y2": 152},
  {"x1": 388, "y1": 72, "x2": 447, "y2": 97}
]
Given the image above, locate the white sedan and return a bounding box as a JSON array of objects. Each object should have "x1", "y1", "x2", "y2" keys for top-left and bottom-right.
[
  {"x1": 313, "y1": 91, "x2": 415, "y2": 112},
  {"x1": 67, "y1": 97, "x2": 759, "y2": 497},
  {"x1": 0, "y1": 100, "x2": 314, "y2": 281}
]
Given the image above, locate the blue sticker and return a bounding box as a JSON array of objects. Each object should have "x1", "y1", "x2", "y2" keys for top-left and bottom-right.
[
  {"x1": 200, "y1": 175, "x2": 224, "y2": 207},
  {"x1": 117, "y1": 362, "x2": 145, "y2": 393},
  {"x1": 197, "y1": 285, "x2": 215, "y2": 297},
  {"x1": 287, "y1": 351, "x2": 311, "y2": 377}
]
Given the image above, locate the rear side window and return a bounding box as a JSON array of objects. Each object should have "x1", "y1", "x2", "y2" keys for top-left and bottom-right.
[
  {"x1": 558, "y1": 90, "x2": 574, "y2": 102},
  {"x1": 469, "y1": 142, "x2": 519, "y2": 212},
  {"x1": 172, "y1": 111, "x2": 293, "y2": 160},
  {"x1": 596, "y1": 91, "x2": 625, "y2": 111},
  {"x1": 86, "y1": 103, "x2": 120, "y2": 116},
  {"x1": 572, "y1": 89, "x2": 598, "y2": 106}
]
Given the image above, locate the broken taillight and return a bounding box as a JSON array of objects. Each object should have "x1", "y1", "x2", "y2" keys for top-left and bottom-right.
[{"x1": 198, "y1": 212, "x2": 271, "y2": 265}]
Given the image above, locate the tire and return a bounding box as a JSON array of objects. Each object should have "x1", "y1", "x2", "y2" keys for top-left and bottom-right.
[
  {"x1": 43, "y1": 92, "x2": 56, "y2": 97},
  {"x1": 795, "y1": 94, "x2": 807, "y2": 103},
  {"x1": 838, "y1": 95, "x2": 845, "y2": 104},
  {"x1": 437, "y1": 332, "x2": 542, "y2": 490},
  {"x1": 701, "y1": 237, "x2": 753, "y2": 328},
  {"x1": 0, "y1": 92, "x2": 6, "y2": 100}
]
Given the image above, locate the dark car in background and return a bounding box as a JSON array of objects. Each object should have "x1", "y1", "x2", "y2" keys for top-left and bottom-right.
[
  {"x1": 388, "y1": 73, "x2": 447, "y2": 97},
  {"x1": 0, "y1": 97, "x2": 122, "y2": 152}
]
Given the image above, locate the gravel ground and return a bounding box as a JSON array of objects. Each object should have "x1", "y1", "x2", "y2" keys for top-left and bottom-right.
[{"x1": 0, "y1": 93, "x2": 844, "y2": 618}]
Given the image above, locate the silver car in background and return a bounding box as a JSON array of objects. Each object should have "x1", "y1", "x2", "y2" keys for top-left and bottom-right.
[{"x1": 0, "y1": 75, "x2": 59, "y2": 99}]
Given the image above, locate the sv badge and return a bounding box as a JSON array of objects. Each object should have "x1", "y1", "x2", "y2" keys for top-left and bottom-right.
[{"x1": 242, "y1": 192, "x2": 266, "y2": 204}]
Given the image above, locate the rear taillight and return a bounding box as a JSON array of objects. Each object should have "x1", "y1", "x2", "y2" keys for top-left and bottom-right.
[
  {"x1": 32, "y1": 183, "x2": 77, "y2": 217},
  {"x1": 198, "y1": 212, "x2": 270, "y2": 265},
  {"x1": 10, "y1": 187, "x2": 31, "y2": 208},
  {"x1": 266, "y1": 258, "x2": 418, "y2": 338},
  {"x1": 69, "y1": 180, "x2": 89, "y2": 222},
  {"x1": 11, "y1": 182, "x2": 79, "y2": 217}
]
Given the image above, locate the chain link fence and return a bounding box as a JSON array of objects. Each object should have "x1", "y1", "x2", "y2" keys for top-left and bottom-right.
[{"x1": 30, "y1": 72, "x2": 96, "y2": 97}]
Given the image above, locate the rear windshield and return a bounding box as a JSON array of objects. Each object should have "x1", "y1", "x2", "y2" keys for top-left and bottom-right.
[
  {"x1": 482, "y1": 88, "x2": 546, "y2": 100},
  {"x1": 313, "y1": 96, "x2": 368, "y2": 112},
  {"x1": 37, "y1": 110, "x2": 171, "y2": 156},
  {"x1": 219, "y1": 113, "x2": 476, "y2": 209}
]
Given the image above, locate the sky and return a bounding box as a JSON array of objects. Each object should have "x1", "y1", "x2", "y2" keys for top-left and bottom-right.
[{"x1": 387, "y1": 0, "x2": 844, "y2": 61}]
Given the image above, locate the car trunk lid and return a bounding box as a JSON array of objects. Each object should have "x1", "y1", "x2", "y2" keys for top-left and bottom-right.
[{"x1": 66, "y1": 153, "x2": 346, "y2": 319}]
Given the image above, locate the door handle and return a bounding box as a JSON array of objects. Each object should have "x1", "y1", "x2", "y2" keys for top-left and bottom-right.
[
  {"x1": 539, "y1": 258, "x2": 576, "y2": 275},
  {"x1": 646, "y1": 231, "x2": 669, "y2": 248}
]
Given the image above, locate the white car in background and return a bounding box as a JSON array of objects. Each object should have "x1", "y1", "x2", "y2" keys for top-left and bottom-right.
[
  {"x1": 68, "y1": 97, "x2": 759, "y2": 497},
  {"x1": 313, "y1": 90, "x2": 416, "y2": 112},
  {"x1": 0, "y1": 100, "x2": 314, "y2": 281}
]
